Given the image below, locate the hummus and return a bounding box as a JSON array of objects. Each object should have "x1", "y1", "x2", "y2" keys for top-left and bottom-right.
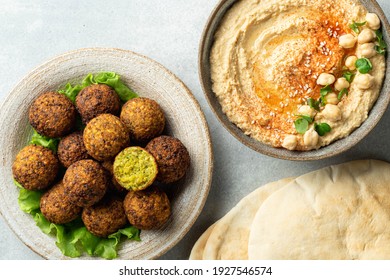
[{"x1": 210, "y1": 0, "x2": 386, "y2": 151}]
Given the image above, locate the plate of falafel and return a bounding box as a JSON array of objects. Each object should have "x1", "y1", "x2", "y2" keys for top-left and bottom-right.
[{"x1": 0, "y1": 48, "x2": 213, "y2": 259}]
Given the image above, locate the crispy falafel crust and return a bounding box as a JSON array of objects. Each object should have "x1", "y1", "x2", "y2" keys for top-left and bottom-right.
[
  {"x1": 145, "y1": 135, "x2": 190, "y2": 184},
  {"x1": 123, "y1": 186, "x2": 171, "y2": 230},
  {"x1": 57, "y1": 132, "x2": 90, "y2": 168},
  {"x1": 83, "y1": 114, "x2": 130, "y2": 161},
  {"x1": 29, "y1": 91, "x2": 77, "y2": 138},
  {"x1": 12, "y1": 145, "x2": 59, "y2": 190},
  {"x1": 76, "y1": 84, "x2": 121, "y2": 124},
  {"x1": 120, "y1": 97, "x2": 165, "y2": 143},
  {"x1": 40, "y1": 181, "x2": 82, "y2": 224},
  {"x1": 82, "y1": 196, "x2": 128, "y2": 237},
  {"x1": 63, "y1": 159, "x2": 108, "y2": 207}
]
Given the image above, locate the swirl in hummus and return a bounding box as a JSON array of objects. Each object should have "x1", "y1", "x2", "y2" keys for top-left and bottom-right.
[{"x1": 210, "y1": 0, "x2": 386, "y2": 151}]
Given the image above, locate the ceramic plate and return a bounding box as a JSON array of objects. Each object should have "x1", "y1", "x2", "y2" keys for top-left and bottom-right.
[{"x1": 0, "y1": 48, "x2": 213, "y2": 259}]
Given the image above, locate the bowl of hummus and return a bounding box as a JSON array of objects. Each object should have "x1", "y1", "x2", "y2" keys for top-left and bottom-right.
[{"x1": 199, "y1": 0, "x2": 390, "y2": 160}]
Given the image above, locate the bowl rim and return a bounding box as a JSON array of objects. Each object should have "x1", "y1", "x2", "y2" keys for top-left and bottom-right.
[
  {"x1": 0, "y1": 47, "x2": 214, "y2": 259},
  {"x1": 198, "y1": 0, "x2": 390, "y2": 161}
]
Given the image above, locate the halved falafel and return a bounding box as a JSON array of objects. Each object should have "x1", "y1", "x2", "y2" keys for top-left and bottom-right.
[
  {"x1": 63, "y1": 159, "x2": 107, "y2": 207},
  {"x1": 120, "y1": 97, "x2": 165, "y2": 143},
  {"x1": 83, "y1": 114, "x2": 130, "y2": 161},
  {"x1": 123, "y1": 185, "x2": 171, "y2": 230},
  {"x1": 29, "y1": 92, "x2": 77, "y2": 138},
  {"x1": 145, "y1": 135, "x2": 190, "y2": 184},
  {"x1": 82, "y1": 196, "x2": 128, "y2": 237},
  {"x1": 113, "y1": 146, "x2": 158, "y2": 191},
  {"x1": 57, "y1": 132, "x2": 90, "y2": 168},
  {"x1": 12, "y1": 144, "x2": 59, "y2": 191},
  {"x1": 40, "y1": 181, "x2": 82, "y2": 224},
  {"x1": 76, "y1": 84, "x2": 121, "y2": 124}
]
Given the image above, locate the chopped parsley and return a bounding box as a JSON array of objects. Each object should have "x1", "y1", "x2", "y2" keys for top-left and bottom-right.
[
  {"x1": 314, "y1": 123, "x2": 332, "y2": 136},
  {"x1": 307, "y1": 98, "x2": 320, "y2": 111},
  {"x1": 338, "y1": 88, "x2": 348, "y2": 100},
  {"x1": 374, "y1": 29, "x2": 387, "y2": 55},
  {"x1": 349, "y1": 21, "x2": 366, "y2": 34},
  {"x1": 320, "y1": 85, "x2": 333, "y2": 106},
  {"x1": 355, "y1": 58, "x2": 373, "y2": 74},
  {"x1": 294, "y1": 115, "x2": 313, "y2": 134},
  {"x1": 343, "y1": 71, "x2": 355, "y2": 83}
]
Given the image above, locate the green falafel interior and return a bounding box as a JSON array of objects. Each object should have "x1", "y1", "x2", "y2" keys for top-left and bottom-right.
[
  {"x1": 16, "y1": 182, "x2": 140, "y2": 259},
  {"x1": 59, "y1": 72, "x2": 138, "y2": 103},
  {"x1": 114, "y1": 147, "x2": 158, "y2": 191}
]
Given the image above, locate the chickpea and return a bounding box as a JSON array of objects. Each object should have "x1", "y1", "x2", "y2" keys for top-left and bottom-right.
[
  {"x1": 325, "y1": 93, "x2": 339, "y2": 105},
  {"x1": 338, "y1": 34, "x2": 357, "y2": 49},
  {"x1": 322, "y1": 104, "x2": 342, "y2": 121},
  {"x1": 345, "y1": 55, "x2": 358, "y2": 70},
  {"x1": 358, "y1": 29, "x2": 376, "y2": 44},
  {"x1": 303, "y1": 128, "x2": 319, "y2": 148},
  {"x1": 282, "y1": 135, "x2": 297, "y2": 151},
  {"x1": 298, "y1": 105, "x2": 316, "y2": 118},
  {"x1": 354, "y1": 73, "x2": 374, "y2": 89},
  {"x1": 366, "y1": 13, "x2": 381, "y2": 30},
  {"x1": 334, "y1": 77, "x2": 350, "y2": 91},
  {"x1": 317, "y1": 73, "x2": 336, "y2": 86},
  {"x1": 358, "y1": 43, "x2": 376, "y2": 58}
]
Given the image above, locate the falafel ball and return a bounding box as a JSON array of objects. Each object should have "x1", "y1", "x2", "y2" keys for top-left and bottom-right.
[
  {"x1": 40, "y1": 181, "x2": 82, "y2": 224},
  {"x1": 113, "y1": 146, "x2": 158, "y2": 191},
  {"x1": 120, "y1": 97, "x2": 165, "y2": 143},
  {"x1": 63, "y1": 159, "x2": 107, "y2": 207},
  {"x1": 123, "y1": 185, "x2": 171, "y2": 230},
  {"x1": 83, "y1": 114, "x2": 130, "y2": 161},
  {"x1": 145, "y1": 135, "x2": 190, "y2": 184},
  {"x1": 82, "y1": 196, "x2": 128, "y2": 237},
  {"x1": 12, "y1": 145, "x2": 59, "y2": 191},
  {"x1": 57, "y1": 132, "x2": 90, "y2": 168},
  {"x1": 29, "y1": 92, "x2": 77, "y2": 138},
  {"x1": 76, "y1": 84, "x2": 121, "y2": 124}
]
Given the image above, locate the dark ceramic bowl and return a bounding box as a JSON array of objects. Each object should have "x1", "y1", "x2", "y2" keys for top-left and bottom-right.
[{"x1": 199, "y1": 0, "x2": 390, "y2": 160}]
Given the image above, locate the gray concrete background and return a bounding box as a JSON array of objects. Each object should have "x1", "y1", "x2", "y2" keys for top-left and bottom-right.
[{"x1": 0, "y1": 0, "x2": 389, "y2": 260}]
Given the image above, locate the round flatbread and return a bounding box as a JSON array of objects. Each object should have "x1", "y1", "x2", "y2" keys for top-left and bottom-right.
[
  {"x1": 248, "y1": 159, "x2": 390, "y2": 260},
  {"x1": 189, "y1": 223, "x2": 216, "y2": 260},
  {"x1": 201, "y1": 177, "x2": 294, "y2": 260}
]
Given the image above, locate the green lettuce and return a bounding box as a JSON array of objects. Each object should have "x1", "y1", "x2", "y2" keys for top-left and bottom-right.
[
  {"x1": 58, "y1": 83, "x2": 84, "y2": 103},
  {"x1": 29, "y1": 130, "x2": 59, "y2": 152},
  {"x1": 16, "y1": 181, "x2": 141, "y2": 259},
  {"x1": 59, "y1": 72, "x2": 138, "y2": 103},
  {"x1": 18, "y1": 187, "x2": 42, "y2": 214}
]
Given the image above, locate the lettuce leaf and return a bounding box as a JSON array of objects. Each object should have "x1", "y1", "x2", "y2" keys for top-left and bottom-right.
[
  {"x1": 16, "y1": 181, "x2": 141, "y2": 259},
  {"x1": 29, "y1": 130, "x2": 59, "y2": 152},
  {"x1": 58, "y1": 83, "x2": 84, "y2": 103},
  {"x1": 94, "y1": 227, "x2": 141, "y2": 259},
  {"x1": 17, "y1": 186, "x2": 42, "y2": 215},
  {"x1": 33, "y1": 213, "x2": 84, "y2": 258},
  {"x1": 59, "y1": 72, "x2": 138, "y2": 103}
]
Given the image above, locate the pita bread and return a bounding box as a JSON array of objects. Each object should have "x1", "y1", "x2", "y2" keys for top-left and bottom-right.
[
  {"x1": 248, "y1": 160, "x2": 390, "y2": 260},
  {"x1": 189, "y1": 224, "x2": 216, "y2": 260},
  {"x1": 201, "y1": 178, "x2": 293, "y2": 260}
]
